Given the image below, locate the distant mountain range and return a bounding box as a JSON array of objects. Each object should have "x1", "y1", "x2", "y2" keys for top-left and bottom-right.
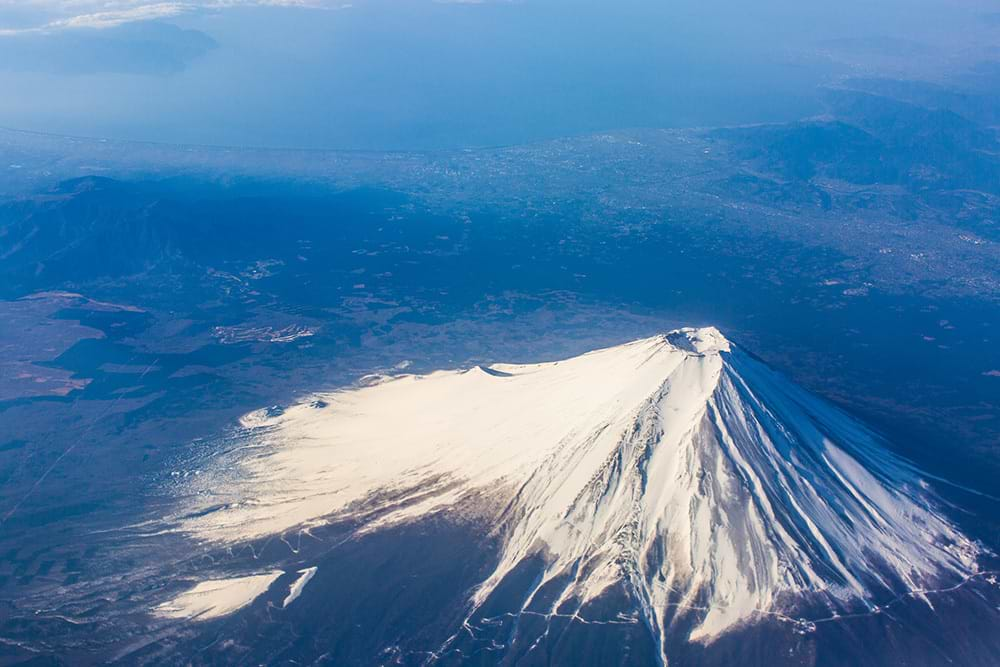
[{"x1": 713, "y1": 88, "x2": 1000, "y2": 196}]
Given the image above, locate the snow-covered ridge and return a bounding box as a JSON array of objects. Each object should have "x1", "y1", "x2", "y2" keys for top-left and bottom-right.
[{"x1": 175, "y1": 327, "x2": 981, "y2": 648}]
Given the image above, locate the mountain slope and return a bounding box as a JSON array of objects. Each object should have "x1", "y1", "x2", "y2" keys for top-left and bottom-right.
[{"x1": 174, "y1": 328, "x2": 982, "y2": 659}]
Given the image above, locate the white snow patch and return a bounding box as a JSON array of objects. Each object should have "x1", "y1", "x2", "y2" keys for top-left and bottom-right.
[
  {"x1": 282, "y1": 567, "x2": 318, "y2": 608},
  {"x1": 154, "y1": 571, "x2": 283, "y2": 621}
]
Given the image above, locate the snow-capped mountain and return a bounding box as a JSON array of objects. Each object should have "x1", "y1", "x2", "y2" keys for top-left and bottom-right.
[{"x1": 172, "y1": 327, "x2": 985, "y2": 663}]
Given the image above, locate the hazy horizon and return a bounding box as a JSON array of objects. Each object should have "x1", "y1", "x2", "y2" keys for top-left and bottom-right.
[{"x1": 1, "y1": 0, "x2": 998, "y2": 151}]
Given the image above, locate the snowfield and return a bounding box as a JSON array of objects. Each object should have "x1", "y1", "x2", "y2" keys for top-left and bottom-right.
[{"x1": 171, "y1": 327, "x2": 981, "y2": 652}]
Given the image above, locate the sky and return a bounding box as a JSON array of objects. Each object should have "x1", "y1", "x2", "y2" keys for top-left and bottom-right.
[{"x1": 0, "y1": 0, "x2": 998, "y2": 151}]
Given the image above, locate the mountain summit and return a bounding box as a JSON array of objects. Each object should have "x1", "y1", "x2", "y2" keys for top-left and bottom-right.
[{"x1": 177, "y1": 328, "x2": 982, "y2": 658}]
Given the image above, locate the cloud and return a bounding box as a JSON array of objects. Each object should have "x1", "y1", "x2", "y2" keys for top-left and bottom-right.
[
  {"x1": 0, "y1": 1, "x2": 333, "y2": 35},
  {"x1": 47, "y1": 3, "x2": 190, "y2": 30}
]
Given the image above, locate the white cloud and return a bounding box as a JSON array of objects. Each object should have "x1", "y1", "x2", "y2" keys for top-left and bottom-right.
[
  {"x1": 48, "y1": 3, "x2": 190, "y2": 29},
  {"x1": 0, "y1": 0, "x2": 336, "y2": 34}
]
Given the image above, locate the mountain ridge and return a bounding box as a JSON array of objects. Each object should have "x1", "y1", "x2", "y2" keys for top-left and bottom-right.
[{"x1": 170, "y1": 328, "x2": 984, "y2": 661}]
